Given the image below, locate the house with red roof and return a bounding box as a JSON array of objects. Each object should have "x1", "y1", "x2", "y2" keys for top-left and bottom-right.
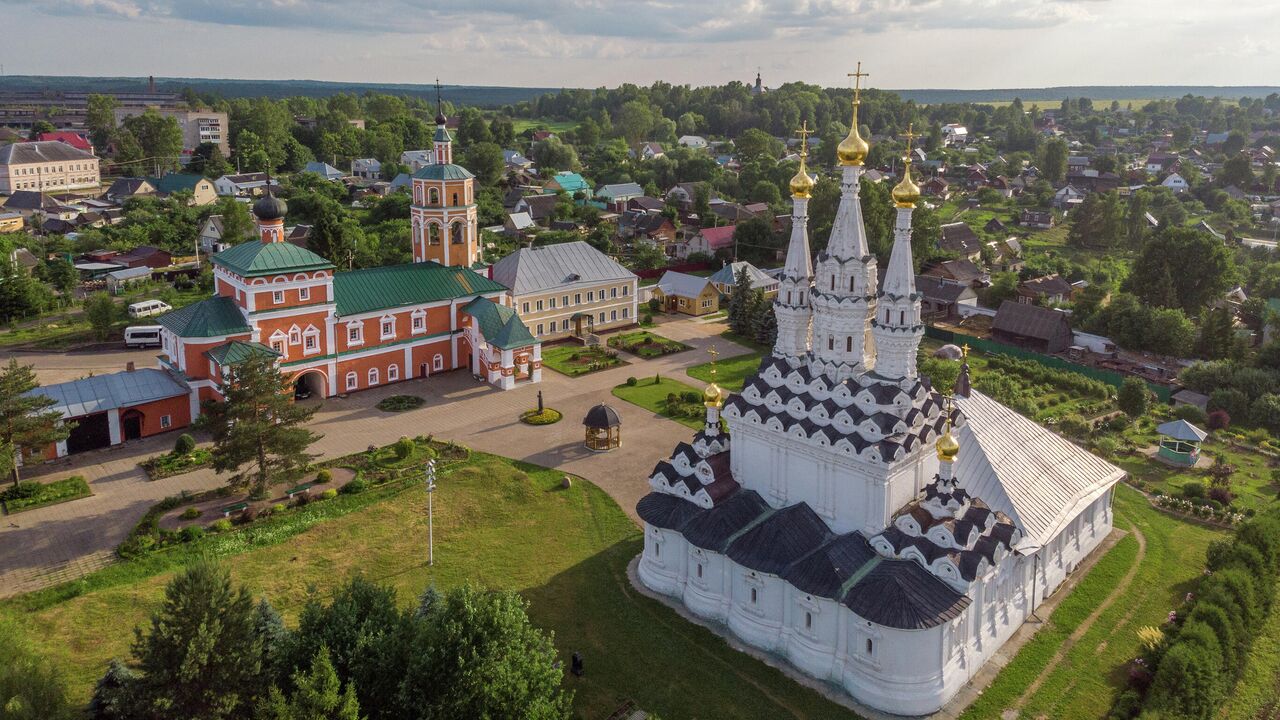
[
  {"x1": 37, "y1": 131, "x2": 94, "y2": 154},
  {"x1": 680, "y1": 224, "x2": 736, "y2": 259}
]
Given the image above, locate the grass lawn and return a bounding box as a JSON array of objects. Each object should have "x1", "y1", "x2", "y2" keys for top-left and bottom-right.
[
  {"x1": 612, "y1": 376, "x2": 706, "y2": 430},
  {"x1": 607, "y1": 330, "x2": 691, "y2": 358},
  {"x1": 1112, "y1": 436, "x2": 1278, "y2": 512},
  {"x1": 719, "y1": 329, "x2": 771, "y2": 354},
  {"x1": 510, "y1": 118, "x2": 578, "y2": 134},
  {"x1": 1223, "y1": 580, "x2": 1280, "y2": 719},
  {"x1": 687, "y1": 351, "x2": 764, "y2": 392},
  {"x1": 960, "y1": 485, "x2": 1224, "y2": 719},
  {"x1": 1, "y1": 476, "x2": 92, "y2": 514},
  {"x1": 0, "y1": 283, "x2": 208, "y2": 350},
  {"x1": 540, "y1": 344, "x2": 627, "y2": 377},
  {"x1": 0, "y1": 452, "x2": 853, "y2": 720}
]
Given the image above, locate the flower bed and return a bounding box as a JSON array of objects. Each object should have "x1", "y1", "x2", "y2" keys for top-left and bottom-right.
[
  {"x1": 1150, "y1": 492, "x2": 1246, "y2": 526},
  {"x1": 376, "y1": 394, "x2": 426, "y2": 412},
  {"x1": 0, "y1": 476, "x2": 92, "y2": 514},
  {"x1": 541, "y1": 345, "x2": 627, "y2": 377},
  {"x1": 520, "y1": 408, "x2": 563, "y2": 425},
  {"x1": 140, "y1": 448, "x2": 214, "y2": 480},
  {"x1": 607, "y1": 331, "x2": 691, "y2": 358}
]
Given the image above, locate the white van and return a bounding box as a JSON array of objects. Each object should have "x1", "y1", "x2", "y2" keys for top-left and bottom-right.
[
  {"x1": 124, "y1": 325, "x2": 163, "y2": 348},
  {"x1": 127, "y1": 300, "x2": 172, "y2": 318}
]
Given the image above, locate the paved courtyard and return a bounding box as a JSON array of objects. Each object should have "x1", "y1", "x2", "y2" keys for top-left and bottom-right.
[{"x1": 0, "y1": 317, "x2": 751, "y2": 597}]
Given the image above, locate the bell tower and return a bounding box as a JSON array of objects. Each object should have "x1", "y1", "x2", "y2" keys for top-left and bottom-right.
[{"x1": 409, "y1": 80, "x2": 480, "y2": 268}]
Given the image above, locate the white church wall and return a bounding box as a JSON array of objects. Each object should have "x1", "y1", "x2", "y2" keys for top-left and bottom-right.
[
  {"x1": 727, "y1": 565, "x2": 787, "y2": 651},
  {"x1": 782, "y1": 589, "x2": 842, "y2": 680},
  {"x1": 841, "y1": 617, "x2": 950, "y2": 716},
  {"x1": 639, "y1": 526, "x2": 687, "y2": 596},
  {"x1": 683, "y1": 548, "x2": 730, "y2": 622}
]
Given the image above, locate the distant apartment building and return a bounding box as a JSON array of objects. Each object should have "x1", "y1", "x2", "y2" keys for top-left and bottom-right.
[
  {"x1": 113, "y1": 107, "x2": 231, "y2": 159},
  {"x1": 0, "y1": 141, "x2": 101, "y2": 194}
]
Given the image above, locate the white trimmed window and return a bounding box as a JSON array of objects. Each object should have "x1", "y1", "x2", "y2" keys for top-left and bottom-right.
[
  {"x1": 588, "y1": 291, "x2": 595, "y2": 302},
  {"x1": 273, "y1": 290, "x2": 284, "y2": 304},
  {"x1": 388, "y1": 364, "x2": 399, "y2": 381},
  {"x1": 433, "y1": 354, "x2": 444, "y2": 371},
  {"x1": 562, "y1": 295, "x2": 569, "y2": 307},
  {"x1": 303, "y1": 326, "x2": 320, "y2": 354},
  {"x1": 380, "y1": 316, "x2": 395, "y2": 340},
  {"x1": 411, "y1": 311, "x2": 426, "y2": 333},
  {"x1": 270, "y1": 331, "x2": 288, "y2": 357},
  {"x1": 598, "y1": 312, "x2": 605, "y2": 323},
  {"x1": 347, "y1": 323, "x2": 364, "y2": 346},
  {"x1": 522, "y1": 302, "x2": 530, "y2": 313},
  {"x1": 549, "y1": 297, "x2": 556, "y2": 309},
  {"x1": 622, "y1": 307, "x2": 629, "y2": 318},
  {"x1": 536, "y1": 300, "x2": 544, "y2": 311},
  {"x1": 622, "y1": 285, "x2": 629, "y2": 296},
  {"x1": 611, "y1": 310, "x2": 617, "y2": 321},
  {"x1": 561, "y1": 319, "x2": 569, "y2": 331},
  {"x1": 368, "y1": 367, "x2": 380, "y2": 385},
  {"x1": 160, "y1": 415, "x2": 172, "y2": 429},
  {"x1": 574, "y1": 293, "x2": 581, "y2": 304},
  {"x1": 536, "y1": 323, "x2": 544, "y2": 335},
  {"x1": 288, "y1": 326, "x2": 301, "y2": 345},
  {"x1": 299, "y1": 286, "x2": 310, "y2": 301},
  {"x1": 611, "y1": 287, "x2": 618, "y2": 298},
  {"x1": 345, "y1": 371, "x2": 357, "y2": 390}
]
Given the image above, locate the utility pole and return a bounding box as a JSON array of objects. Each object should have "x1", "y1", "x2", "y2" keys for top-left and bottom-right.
[{"x1": 424, "y1": 458, "x2": 437, "y2": 566}]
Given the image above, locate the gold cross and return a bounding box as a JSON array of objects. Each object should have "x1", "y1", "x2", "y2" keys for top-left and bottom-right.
[
  {"x1": 708, "y1": 344, "x2": 719, "y2": 379},
  {"x1": 848, "y1": 61, "x2": 869, "y2": 104},
  {"x1": 796, "y1": 121, "x2": 812, "y2": 156},
  {"x1": 960, "y1": 343, "x2": 970, "y2": 359},
  {"x1": 901, "y1": 122, "x2": 919, "y2": 155}
]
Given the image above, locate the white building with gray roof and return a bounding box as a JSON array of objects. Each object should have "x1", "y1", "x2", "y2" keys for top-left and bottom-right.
[{"x1": 490, "y1": 241, "x2": 638, "y2": 341}]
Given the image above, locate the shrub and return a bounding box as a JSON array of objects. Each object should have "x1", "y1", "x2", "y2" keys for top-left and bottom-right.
[
  {"x1": 209, "y1": 518, "x2": 232, "y2": 533},
  {"x1": 1207, "y1": 409, "x2": 1231, "y2": 430},
  {"x1": 393, "y1": 437, "x2": 415, "y2": 461},
  {"x1": 271, "y1": 504, "x2": 287, "y2": 514},
  {"x1": 236, "y1": 506, "x2": 260, "y2": 525},
  {"x1": 319, "y1": 488, "x2": 338, "y2": 500},
  {"x1": 179, "y1": 525, "x2": 204, "y2": 542},
  {"x1": 340, "y1": 478, "x2": 368, "y2": 495},
  {"x1": 180, "y1": 507, "x2": 202, "y2": 520},
  {"x1": 1118, "y1": 376, "x2": 1151, "y2": 418},
  {"x1": 0, "y1": 481, "x2": 40, "y2": 501},
  {"x1": 1104, "y1": 414, "x2": 1132, "y2": 433},
  {"x1": 681, "y1": 390, "x2": 701, "y2": 404},
  {"x1": 626, "y1": 376, "x2": 638, "y2": 386},
  {"x1": 1174, "y1": 404, "x2": 1208, "y2": 426},
  {"x1": 1207, "y1": 487, "x2": 1234, "y2": 506},
  {"x1": 173, "y1": 433, "x2": 196, "y2": 455},
  {"x1": 648, "y1": 297, "x2": 661, "y2": 312},
  {"x1": 1181, "y1": 481, "x2": 1206, "y2": 499},
  {"x1": 315, "y1": 468, "x2": 332, "y2": 483},
  {"x1": 292, "y1": 492, "x2": 311, "y2": 507},
  {"x1": 1058, "y1": 414, "x2": 1090, "y2": 439}
]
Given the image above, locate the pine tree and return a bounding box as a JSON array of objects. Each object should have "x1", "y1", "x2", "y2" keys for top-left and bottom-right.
[
  {"x1": 87, "y1": 659, "x2": 140, "y2": 720},
  {"x1": 129, "y1": 560, "x2": 267, "y2": 719},
  {"x1": 726, "y1": 265, "x2": 753, "y2": 336},
  {"x1": 750, "y1": 289, "x2": 776, "y2": 347},
  {"x1": 196, "y1": 351, "x2": 320, "y2": 498},
  {"x1": 257, "y1": 648, "x2": 362, "y2": 720},
  {"x1": 0, "y1": 359, "x2": 70, "y2": 486}
]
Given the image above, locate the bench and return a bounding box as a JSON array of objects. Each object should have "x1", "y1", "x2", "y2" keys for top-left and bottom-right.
[
  {"x1": 286, "y1": 483, "x2": 313, "y2": 498},
  {"x1": 221, "y1": 502, "x2": 248, "y2": 517}
]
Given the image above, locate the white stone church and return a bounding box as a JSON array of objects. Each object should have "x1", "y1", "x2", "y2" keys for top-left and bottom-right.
[{"x1": 636, "y1": 107, "x2": 1124, "y2": 715}]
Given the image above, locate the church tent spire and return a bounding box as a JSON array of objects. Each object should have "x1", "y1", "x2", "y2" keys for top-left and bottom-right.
[
  {"x1": 773, "y1": 122, "x2": 816, "y2": 359},
  {"x1": 870, "y1": 124, "x2": 925, "y2": 379}
]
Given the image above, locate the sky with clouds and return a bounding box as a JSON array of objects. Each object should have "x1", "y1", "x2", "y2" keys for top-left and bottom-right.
[{"x1": 1, "y1": 0, "x2": 1276, "y2": 90}]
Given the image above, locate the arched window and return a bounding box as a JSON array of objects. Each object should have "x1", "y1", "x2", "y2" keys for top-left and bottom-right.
[
  {"x1": 428, "y1": 187, "x2": 439, "y2": 205},
  {"x1": 345, "y1": 372, "x2": 357, "y2": 390},
  {"x1": 805, "y1": 612, "x2": 812, "y2": 629},
  {"x1": 827, "y1": 336, "x2": 834, "y2": 351},
  {"x1": 866, "y1": 638, "x2": 874, "y2": 655},
  {"x1": 750, "y1": 588, "x2": 758, "y2": 604},
  {"x1": 368, "y1": 367, "x2": 379, "y2": 386},
  {"x1": 830, "y1": 275, "x2": 835, "y2": 291},
  {"x1": 846, "y1": 336, "x2": 852, "y2": 352},
  {"x1": 849, "y1": 276, "x2": 855, "y2": 292},
  {"x1": 433, "y1": 354, "x2": 444, "y2": 371},
  {"x1": 388, "y1": 364, "x2": 399, "y2": 381},
  {"x1": 451, "y1": 192, "x2": 459, "y2": 206},
  {"x1": 428, "y1": 224, "x2": 441, "y2": 246},
  {"x1": 451, "y1": 222, "x2": 464, "y2": 245}
]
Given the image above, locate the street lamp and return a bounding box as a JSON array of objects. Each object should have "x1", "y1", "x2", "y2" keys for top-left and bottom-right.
[{"x1": 425, "y1": 458, "x2": 437, "y2": 566}]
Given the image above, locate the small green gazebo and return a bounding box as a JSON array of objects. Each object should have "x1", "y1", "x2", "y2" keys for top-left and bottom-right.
[{"x1": 1155, "y1": 419, "x2": 1208, "y2": 466}]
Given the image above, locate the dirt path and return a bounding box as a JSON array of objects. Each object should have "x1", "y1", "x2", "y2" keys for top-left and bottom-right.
[{"x1": 1010, "y1": 520, "x2": 1148, "y2": 715}]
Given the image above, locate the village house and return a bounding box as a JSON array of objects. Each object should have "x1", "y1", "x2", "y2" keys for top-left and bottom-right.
[
  {"x1": 150, "y1": 173, "x2": 219, "y2": 206},
  {"x1": 214, "y1": 172, "x2": 277, "y2": 197},
  {"x1": 708, "y1": 261, "x2": 778, "y2": 297},
  {"x1": 0, "y1": 212, "x2": 22, "y2": 233},
  {"x1": 665, "y1": 182, "x2": 711, "y2": 211},
  {"x1": 627, "y1": 212, "x2": 679, "y2": 249},
  {"x1": 681, "y1": 225, "x2": 736, "y2": 259},
  {"x1": 921, "y1": 176, "x2": 951, "y2": 199},
  {"x1": 1019, "y1": 209, "x2": 1055, "y2": 229},
  {"x1": 37, "y1": 131, "x2": 94, "y2": 154},
  {"x1": 513, "y1": 194, "x2": 559, "y2": 227},
  {"x1": 401, "y1": 150, "x2": 434, "y2": 171},
  {"x1": 105, "y1": 177, "x2": 157, "y2": 203},
  {"x1": 632, "y1": 142, "x2": 665, "y2": 160},
  {"x1": 351, "y1": 158, "x2": 382, "y2": 180},
  {"x1": 114, "y1": 245, "x2": 173, "y2": 270},
  {"x1": 596, "y1": 182, "x2": 645, "y2": 206},
  {"x1": 937, "y1": 222, "x2": 983, "y2": 260},
  {"x1": 1052, "y1": 185, "x2": 1086, "y2": 210},
  {"x1": 1017, "y1": 274, "x2": 1074, "y2": 305},
  {"x1": 0, "y1": 141, "x2": 100, "y2": 194},
  {"x1": 987, "y1": 237, "x2": 1024, "y2": 272},
  {"x1": 922, "y1": 259, "x2": 986, "y2": 287},
  {"x1": 916, "y1": 274, "x2": 978, "y2": 320},
  {"x1": 502, "y1": 150, "x2": 533, "y2": 171},
  {"x1": 1161, "y1": 172, "x2": 1190, "y2": 194},
  {"x1": 105, "y1": 266, "x2": 152, "y2": 294},
  {"x1": 490, "y1": 241, "x2": 638, "y2": 342},
  {"x1": 992, "y1": 300, "x2": 1073, "y2": 354},
  {"x1": 678, "y1": 135, "x2": 708, "y2": 150},
  {"x1": 653, "y1": 271, "x2": 719, "y2": 316},
  {"x1": 544, "y1": 171, "x2": 591, "y2": 198},
  {"x1": 303, "y1": 162, "x2": 345, "y2": 181}
]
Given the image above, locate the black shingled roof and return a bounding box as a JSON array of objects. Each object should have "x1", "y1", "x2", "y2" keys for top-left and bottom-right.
[
  {"x1": 782, "y1": 533, "x2": 878, "y2": 599},
  {"x1": 726, "y1": 503, "x2": 830, "y2": 575},
  {"x1": 636, "y1": 493, "x2": 704, "y2": 531},
  {"x1": 842, "y1": 559, "x2": 970, "y2": 630},
  {"x1": 681, "y1": 490, "x2": 770, "y2": 552}
]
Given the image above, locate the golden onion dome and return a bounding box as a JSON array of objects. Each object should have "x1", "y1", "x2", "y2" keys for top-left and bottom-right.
[
  {"x1": 892, "y1": 160, "x2": 921, "y2": 208},
  {"x1": 703, "y1": 382, "x2": 724, "y2": 407},
  {"x1": 936, "y1": 425, "x2": 960, "y2": 462},
  {"x1": 837, "y1": 102, "x2": 869, "y2": 166},
  {"x1": 789, "y1": 155, "x2": 815, "y2": 199}
]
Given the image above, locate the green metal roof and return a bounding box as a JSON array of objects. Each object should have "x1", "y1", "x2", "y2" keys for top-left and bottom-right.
[
  {"x1": 548, "y1": 171, "x2": 588, "y2": 192},
  {"x1": 460, "y1": 297, "x2": 536, "y2": 350},
  {"x1": 155, "y1": 296, "x2": 251, "y2": 338},
  {"x1": 333, "y1": 261, "x2": 507, "y2": 316},
  {"x1": 212, "y1": 241, "x2": 335, "y2": 278},
  {"x1": 205, "y1": 340, "x2": 279, "y2": 366},
  {"x1": 411, "y1": 163, "x2": 474, "y2": 181},
  {"x1": 434, "y1": 127, "x2": 452, "y2": 143},
  {"x1": 148, "y1": 174, "x2": 208, "y2": 194}
]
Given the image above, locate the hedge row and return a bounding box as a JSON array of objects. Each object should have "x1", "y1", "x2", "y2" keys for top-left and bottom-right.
[{"x1": 1112, "y1": 510, "x2": 1280, "y2": 719}]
